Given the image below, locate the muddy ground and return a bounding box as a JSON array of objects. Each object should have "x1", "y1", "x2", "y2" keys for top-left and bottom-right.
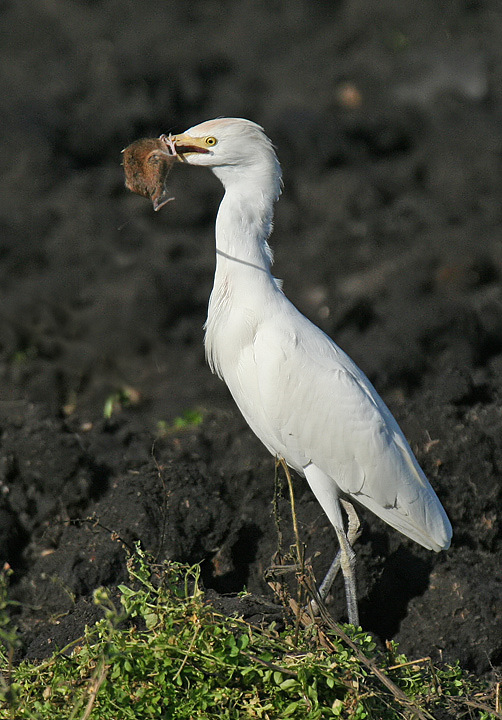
[{"x1": 1, "y1": 0, "x2": 502, "y2": 681}]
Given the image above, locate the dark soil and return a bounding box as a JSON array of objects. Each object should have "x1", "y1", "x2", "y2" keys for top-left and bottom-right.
[{"x1": 1, "y1": 0, "x2": 502, "y2": 682}]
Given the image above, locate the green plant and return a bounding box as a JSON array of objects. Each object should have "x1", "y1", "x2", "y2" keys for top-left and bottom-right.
[
  {"x1": 157, "y1": 409, "x2": 204, "y2": 435},
  {"x1": 0, "y1": 547, "x2": 499, "y2": 719},
  {"x1": 103, "y1": 386, "x2": 141, "y2": 419}
]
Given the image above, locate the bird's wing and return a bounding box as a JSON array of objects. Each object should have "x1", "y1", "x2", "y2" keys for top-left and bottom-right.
[{"x1": 237, "y1": 305, "x2": 451, "y2": 550}]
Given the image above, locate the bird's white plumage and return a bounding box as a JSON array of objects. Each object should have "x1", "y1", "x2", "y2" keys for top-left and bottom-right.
[
  {"x1": 208, "y1": 279, "x2": 450, "y2": 551},
  {"x1": 171, "y1": 118, "x2": 452, "y2": 618}
]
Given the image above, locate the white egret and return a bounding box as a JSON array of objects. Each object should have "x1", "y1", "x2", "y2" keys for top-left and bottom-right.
[{"x1": 141, "y1": 118, "x2": 453, "y2": 625}]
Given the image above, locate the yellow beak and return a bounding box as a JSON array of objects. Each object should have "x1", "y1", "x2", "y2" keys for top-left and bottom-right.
[{"x1": 164, "y1": 133, "x2": 210, "y2": 158}]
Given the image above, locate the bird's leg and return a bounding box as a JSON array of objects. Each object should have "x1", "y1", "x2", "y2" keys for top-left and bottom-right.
[
  {"x1": 317, "y1": 499, "x2": 361, "y2": 599},
  {"x1": 333, "y1": 522, "x2": 359, "y2": 626},
  {"x1": 341, "y1": 498, "x2": 361, "y2": 550},
  {"x1": 312, "y1": 500, "x2": 361, "y2": 623},
  {"x1": 302, "y1": 465, "x2": 361, "y2": 623}
]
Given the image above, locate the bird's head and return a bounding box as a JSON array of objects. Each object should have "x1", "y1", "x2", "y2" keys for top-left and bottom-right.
[{"x1": 167, "y1": 118, "x2": 282, "y2": 195}]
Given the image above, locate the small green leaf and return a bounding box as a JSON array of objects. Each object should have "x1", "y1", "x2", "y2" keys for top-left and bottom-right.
[
  {"x1": 279, "y1": 678, "x2": 298, "y2": 691},
  {"x1": 145, "y1": 612, "x2": 158, "y2": 629},
  {"x1": 173, "y1": 409, "x2": 204, "y2": 429},
  {"x1": 273, "y1": 670, "x2": 283, "y2": 685},
  {"x1": 237, "y1": 633, "x2": 250, "y2": 650},
  {"x1": 283, "y1": 701, "x2": 299, "y2": 715}
]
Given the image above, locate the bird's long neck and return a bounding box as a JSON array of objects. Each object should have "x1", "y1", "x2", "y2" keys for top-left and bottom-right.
[
  {"x1": 213, "y1": 185, "x2": 275, "y2": 278},
  {"x1": 211, "y1": 153, "x2": 282, "y2": 279},
  {"x1": 204, "y1": 163, "x2": 282, "y2": 376}
]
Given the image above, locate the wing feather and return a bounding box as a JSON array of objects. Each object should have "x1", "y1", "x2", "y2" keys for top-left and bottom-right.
[{"x1": 226, "y1": 303, "x2": 451, "y2": 550}]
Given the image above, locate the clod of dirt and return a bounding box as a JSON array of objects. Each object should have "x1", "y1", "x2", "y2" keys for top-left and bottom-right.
[{"x1": 122, "y1": 137, "x2": 176, "y2": 211}]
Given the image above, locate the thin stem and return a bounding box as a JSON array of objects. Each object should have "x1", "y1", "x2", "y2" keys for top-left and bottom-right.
[
  {"x1": 276, "y1": 457, "x2": 305, "y2": 643},
  {"x1": 272, "y1": 459, "x2": 284, "y2": 558},
  {"x1": 277, "y1": 457, "x2": 303, "y2": 568}
]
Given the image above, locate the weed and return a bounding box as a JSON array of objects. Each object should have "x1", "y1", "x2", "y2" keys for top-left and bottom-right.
[
  {"x1": 157, "y1": 409, "x2": 204, "y2": 436},
  {"x1": 0, "y1": 546, "x2": 499, "y2": 719},
  {"x1": 103, "y1": 387, "x2": 141, "y2": 419}
]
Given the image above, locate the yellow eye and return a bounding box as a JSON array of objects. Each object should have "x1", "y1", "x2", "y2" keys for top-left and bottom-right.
[{"x1": 205, "y1": 136, "x2": 217, "y2": 147}]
